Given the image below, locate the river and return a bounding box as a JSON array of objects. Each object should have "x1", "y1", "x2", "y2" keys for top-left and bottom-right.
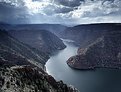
[{"x1": 45, "y1": 39, "x2": 121, "y2": 92}]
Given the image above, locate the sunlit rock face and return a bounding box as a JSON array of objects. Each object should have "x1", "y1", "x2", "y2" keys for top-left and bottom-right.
[
  {"x1": 66, "y1": 23, "x2": 121, "y2": 69},
  {"x1": 9, "y1": 29, "x2": 66, "y2": 54}
]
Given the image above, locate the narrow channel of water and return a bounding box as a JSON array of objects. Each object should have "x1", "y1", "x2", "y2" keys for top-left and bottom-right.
[{"x1": 45, "y1": 39, "x2": 121, "y2": 92}]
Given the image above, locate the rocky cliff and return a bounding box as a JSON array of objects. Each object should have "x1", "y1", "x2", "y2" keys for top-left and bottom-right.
[
  {"x1": 67, "y1": 23, "x2": 121, "y2": 69},
  {"x1": 0, "y1": 30, "x2": 49, "y2": 68},
  {"x1": 60, "y1": 23, "x2": 120, "y2": 46},
  {"x1": 0, "y1": 30, "x2": 79, "y2": 92},
  {"x1": 0, "y1": 23, "x2": 66, "y2": 54},
  {"x1": 0, "y1": 66, "x2": 78, "y2": 92},
  {"x1": 9, "y1": 29, "x2": 66, "y2": 54}
]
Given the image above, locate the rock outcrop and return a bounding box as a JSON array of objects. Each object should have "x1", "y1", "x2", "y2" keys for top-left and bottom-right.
[
  {"x1": 0, "y1": 66, "x2": 78, "y2": 92},
  {"x1": 67, "y1": 24, "x2": 121, "y2": 69}
]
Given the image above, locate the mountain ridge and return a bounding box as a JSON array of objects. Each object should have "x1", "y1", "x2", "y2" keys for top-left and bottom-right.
[{"x1": 65, "y1": 23, "x2": 121, "y2": 69}]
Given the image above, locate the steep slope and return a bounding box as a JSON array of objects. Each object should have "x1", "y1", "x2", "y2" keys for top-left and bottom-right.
[
  {"x1": 0, "y1": 30, "x2": 49, "y2": 68},
  {"x1": 0, "y1": 23, "x2": 67, "y2": 36},
  {"x1": 0, "y1": 30, "x2": 79, "y2": 92},
  {"x1": 60, "y1": 23, "x2": 121, "y2": 46},
  {"x1": 0, "y1": 66, "x2": 78, "y2": 92},
  {"x1": 67, "y1": 25, "x2": 121, "y2": 69},
  {"x1": 9, "y1": 30, "x2": 66, "y2": 54},
  {"x1": 0, "y1": 22, "x2": 66, "y2": 54}
]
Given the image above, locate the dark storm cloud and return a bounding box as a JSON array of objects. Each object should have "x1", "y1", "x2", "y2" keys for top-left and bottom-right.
[
  {"x1": 32, "y1": 0, "x2": 82, "y2": 7},
  {"x1": 0, "y1": 0, "x2": 121, "y2": 24},
  {"x1": 0, "y1": 2, "x2": 30, "y2": 23},
  {"x1": 54, "y1": 0, "x2": 81, "y2": 7},
  {"x1": 53, "y1": 6, "x2": 73, "y2": 14},
  {"x1": 80, "y1": 1, "x2": 120, "y2": 18},
  {"x1": 39, "y1": 3, "x2": 73, "y2": 15}
]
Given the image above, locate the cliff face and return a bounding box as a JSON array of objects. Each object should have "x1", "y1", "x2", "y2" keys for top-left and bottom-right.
[
  {"x1": 0, "y1": 30, "x2": 49, "y2": 68},
  {"x1": 0, "y1": 30, "x2": 79, "y2": 92},
  {"x1": 9, "y1": 30, "x2": 66, "y2": 54},
  {"x1": 67, "y1": 24, "x2": 121, "y2": 69},
  {"x1": 60, "y1": 23, "x2": 120, "y2": 46},
  {"x1": 0, "y1": 23, "x2": 66, "y2": 54}
]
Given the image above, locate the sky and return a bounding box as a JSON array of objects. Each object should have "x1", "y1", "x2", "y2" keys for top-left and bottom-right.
[{"x1": 0, "y1": 0, "x2": 121, "y2": 25}]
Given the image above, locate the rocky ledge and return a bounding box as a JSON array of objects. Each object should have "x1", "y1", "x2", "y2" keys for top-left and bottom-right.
[
  {"x1": 0, "y1": 66, "x2": 79, "y2": 92},
  {"x1": 67, "y1": 30, "x2": 121, "y2": 70}
]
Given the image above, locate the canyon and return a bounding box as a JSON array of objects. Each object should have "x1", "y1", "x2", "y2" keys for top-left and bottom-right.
[
  {"x1": 0, "y1": 28, "x2": 78, "y2": 92},
  {"x1": 1, "y1": 23, "x2": 121, "y2": 92},
  {"x1": 59, "y1": 23, "x2": 121, "y2": 69}
]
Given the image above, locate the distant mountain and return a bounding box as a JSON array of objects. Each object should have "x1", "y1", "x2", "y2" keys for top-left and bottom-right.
[
  {"x1": 0, "y1": 22, "x2": 13, "y2": 30},
  {"x1": 65, "y1": 23, "x2": 121, "y2": 69},
  {"x1": 0, "y1": 23, "x2": 67, "y2": 54},
  {"x1": 0, "y1": 22, "x2": 67, "y2": 36},
  {"x1": 15, "y1": 24, "x2": 67, "y2": 35},
  {"x1": 0, "y1": 22, "x2": 10, "y2": 25},
  {"x1": 60, "y1": 23, "x2": 121, "y2": 46},
  {"x1": 9, "y1": 29, "x2": 66, "y2": 54}
]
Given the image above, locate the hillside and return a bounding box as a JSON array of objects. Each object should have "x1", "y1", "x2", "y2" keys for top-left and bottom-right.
[
  {"x1": 0, "y1": 30, "x2": 49, "y2": 68},
  {"x1": 66, "y1": 23, "x2": 121, "y2": 69},
  {"x1": 15, "y1": 24, "x2": 67, "y2": 36},
  {"x1": 9, "y1": 29, "x2": 66, "y2": 54},
  {"x1": 0, "y1": 30, "x2": 78, "y2": 92},
  {"x1": 0, "y1": 23, "x2": 67, "y2": 36},
  {"x1": 60, "y1": 23, "x2": 121, "y2": 46},
  {"x1": 0, "y1": 66, "x2": 79, "y2": 92}
]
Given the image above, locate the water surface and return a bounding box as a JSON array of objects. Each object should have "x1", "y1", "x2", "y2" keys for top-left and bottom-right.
[{"x1": 46, "y1": 39, "x2": 121, "y2": 92}]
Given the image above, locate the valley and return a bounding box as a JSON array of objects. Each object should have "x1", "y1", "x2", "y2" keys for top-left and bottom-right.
[
  {"x1": 1, "y1": 0, "x2": 121, "y2": 92},
  {"x1": 0, "y1": 28, "x2": 78, "y2": 92},
  {"x1": 46, "y1": 39, "x2": 121, "y2": 92},
  {"x1": 0, "y1": 23, "x2": 121, "y2": 92}
]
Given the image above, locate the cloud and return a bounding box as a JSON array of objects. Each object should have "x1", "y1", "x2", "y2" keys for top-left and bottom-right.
[
  {"x1": 64, "y1": 0, "x2": 121, "y2": 18},
  {"x1": 0, "y1": 1, "x2": 30, "y2": 23},
  {"x1": 0, "y1": 0, "x2": 121, "y2": 25},
  {"x1": 55, "y1": 0, "x2": 121, "y2": 24},
  {"x1": 54, "y1": 0, "x2": 81, "y2": 7}
]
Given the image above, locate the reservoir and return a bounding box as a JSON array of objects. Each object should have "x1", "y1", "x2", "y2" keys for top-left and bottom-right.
[{"x1": 45, "y1": 39, "x2": 121, "y2": 92}]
